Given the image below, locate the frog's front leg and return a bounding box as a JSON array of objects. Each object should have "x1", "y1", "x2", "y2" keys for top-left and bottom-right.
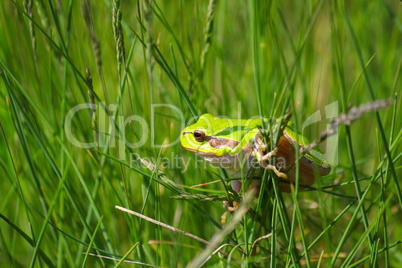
[
  {"x1": 258, "y1": 148, "x2": 288, "y2": 178},
  {"x1": 253, "y1": 133, "x2": 288, "y2": 179}
]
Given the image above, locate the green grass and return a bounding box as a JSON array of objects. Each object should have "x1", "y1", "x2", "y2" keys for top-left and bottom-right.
[{"x1": 0, "y1": 0, "x2": 401, "y2": 267}]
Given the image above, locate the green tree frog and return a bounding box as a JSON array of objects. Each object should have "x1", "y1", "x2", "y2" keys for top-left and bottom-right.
[{"x1": 180, "y1": 114, "x2": 331, "y2": 193}]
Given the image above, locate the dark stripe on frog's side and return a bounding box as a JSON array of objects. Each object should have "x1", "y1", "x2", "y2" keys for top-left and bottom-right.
[
  {"x1": 181, "y1": 131, "x2": 239, "y2": 150},
  {"x1": 205, "y1": 135, "x2": 239, "y2": 149}
]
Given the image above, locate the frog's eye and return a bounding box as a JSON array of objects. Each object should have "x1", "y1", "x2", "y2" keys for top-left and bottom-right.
[{"x1": 193, "y1": 130, "x2": 205, "y2": 142}]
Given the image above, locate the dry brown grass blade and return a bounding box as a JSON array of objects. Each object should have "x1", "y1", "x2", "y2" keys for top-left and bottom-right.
[
  {"x1": 115, "y1": 205, "x2": 229, "y2": 258},
  {"x1": 301, "y1": 98, "x2": 392, "y2": 154},
  {"x1": 82, "y1": 252, "x2": 161, "y2": 267},
  {"x1": 187, "y1": 189, "x2": 256, "y2": 267},
  {"x1": 249, "y1": 233, "x2": 273, "y2": 256}
]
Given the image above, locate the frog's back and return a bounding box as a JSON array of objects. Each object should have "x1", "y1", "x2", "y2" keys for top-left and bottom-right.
[{"x1": 198, "y1": 114, "x2": 263, "y2": 142}]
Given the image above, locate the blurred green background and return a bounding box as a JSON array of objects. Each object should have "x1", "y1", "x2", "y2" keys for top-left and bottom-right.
[{"x1": 0, "y1": 0, "x2": 401, "y2": 266}]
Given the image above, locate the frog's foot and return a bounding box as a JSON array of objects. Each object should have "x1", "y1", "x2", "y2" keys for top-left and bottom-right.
[
  {"x1": 221, "y1": 200, "x2": 239, "y2": 225},
  {"x1": 263, "y1": 164, "x2": 288, "y2": 179},
  {"x1": 256, "y1": 147, "x2": 288, "y2": 179}
]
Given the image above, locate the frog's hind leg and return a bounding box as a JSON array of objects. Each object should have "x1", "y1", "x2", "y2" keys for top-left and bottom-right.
[
  {"x1": 253, "y1": 133, "x2": 288, "y2": 179},
  {"x1": 221, "y1": 200, "x2": 239, "y2": 224},
  {"x1": 232, "y1": 180, "x2": 242, "y2": 193}
]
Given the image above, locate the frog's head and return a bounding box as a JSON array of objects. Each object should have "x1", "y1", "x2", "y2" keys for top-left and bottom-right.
[
  {"x1": 180, "y1": 114, "x2": 259, "y2": 157},
  {"x1": 181, "y1": 114, "x2": 235, "y2": 157}
]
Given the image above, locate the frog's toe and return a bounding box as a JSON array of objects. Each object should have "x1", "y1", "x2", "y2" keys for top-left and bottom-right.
[{"x1": 221, "y1": 211, "x2": 229, "y2": 225}]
